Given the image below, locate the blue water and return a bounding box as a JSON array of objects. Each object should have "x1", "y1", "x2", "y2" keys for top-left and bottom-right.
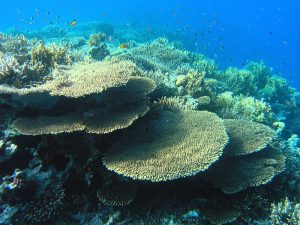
[{"x1": 0, "y1": 0, "x2": 300, "y2": 89}]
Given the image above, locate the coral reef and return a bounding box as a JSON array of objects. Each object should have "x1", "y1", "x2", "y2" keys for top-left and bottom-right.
[
  {"x1": 0, "y1": 25, "x2": 299, "y2": 224},
  {"x1": 0, "y1": 33, "x2": 72, "y2": 87},
  {"x1": 3, "y1": 60, "x2": 156, "y2": 136}
]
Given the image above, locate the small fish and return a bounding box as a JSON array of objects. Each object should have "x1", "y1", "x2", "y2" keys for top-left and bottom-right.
[
  {"x1": 108, "y1": 36, "x2": 113, "y2": 43},
  {"x1": 67, "y1": 19, "x2": 77, "y2": 27},
  {"x1": 119, "y1": 43, "x2": 129, "y2": 49},
  {"x1": 71, "y1": 19, "x2": 77, "y2": 26}
]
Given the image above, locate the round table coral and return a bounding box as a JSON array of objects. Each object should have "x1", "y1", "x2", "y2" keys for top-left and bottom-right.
[{"x1": 103, "y1": 109, "x2": 228, "y2": 182}]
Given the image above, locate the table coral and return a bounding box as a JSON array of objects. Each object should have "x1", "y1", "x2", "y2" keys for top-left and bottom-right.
[{"x1": 103, "y1": 109, "x2": 228, "y2": 181}]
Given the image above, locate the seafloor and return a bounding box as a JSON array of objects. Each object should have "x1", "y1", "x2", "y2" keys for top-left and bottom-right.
[{"x1": 0, "y1": 22, "x2": 300, "y2": 225}]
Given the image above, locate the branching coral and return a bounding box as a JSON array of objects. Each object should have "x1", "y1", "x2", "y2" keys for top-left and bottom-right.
[
  {"x1": 11, "y1": 185, "x2": 65, "y2": 225},
  {"x1": 0, "y1": 34, "x2": 72, "y2": 87},
  {"x1": 0, "y1": 53, "x2": 23, "y2": 86},
  {"x1": 216, "y1": 61, "x2": 299, "y2": 110},
  {"x1": 103, "y1": 109, "x2": 228, "y2": 182},
  {"x1": 175, "y1": 69, "x2": 206, "y2": 97},
  {"x1": 269, "y1": 198, "x2": 300, "y2": 225},
  {"x1": 215, "y1": 93, "x2": 274, "y2": 123},
  {"x1": 88, "y1": 33, "x2": 109, "y2": 60}
]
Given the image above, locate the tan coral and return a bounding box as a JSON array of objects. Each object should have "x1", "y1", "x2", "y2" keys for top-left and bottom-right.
[
  {"x1": 103, "y1": 109, "x2": 228, "y2": 182},
  {"x1": 12, "y1": 101, "x2": 150, "y2": 135},
  {"x1": 0, "y1": 59, "x2": 145, "y2": 98},
  {"x1": 12, "y1": 114, "x2": 85, "y2": 135},
  {"x1": 205, "y1": 149, "x2": 285, "y2": 194},
  {"x1": 223, "y1": 119, "x2": 276, "y2": 156},
  {"x1": 42, "y1": 60, "x2": 142, "y2": 98},
  {"x1": 84, "y1": 103, "x2": 150, "y2": 134}
]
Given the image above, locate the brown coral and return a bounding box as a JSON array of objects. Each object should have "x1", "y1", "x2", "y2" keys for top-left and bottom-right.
[
  {"x1": 202, "y1": 206, "x2": 241, "y2": 225},
  {"x1": 205, "y1": 149, "x2": 285, "y2": 194},
  {"x1": 223, "y1": 119, "x2": 276, "y2": 156},
  {"x1": 12, "y1": 100, "x2": 150, "y2": 135},
  {"x1": 103, "y1": 109, "x2": 228, "y2": 182}
]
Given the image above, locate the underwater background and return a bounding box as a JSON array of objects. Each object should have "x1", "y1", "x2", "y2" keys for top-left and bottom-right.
[
  {"x1": 0, "y1": 0, "x2": 300, "y2": 90},
  {"x1": 0, "y1": 0, "x2": 300, "y2": 225}
]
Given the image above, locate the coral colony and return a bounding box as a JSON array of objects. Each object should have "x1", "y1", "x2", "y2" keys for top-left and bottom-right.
[{"x1": 0, "y1": 24, "x2": 299, "y2": 224}]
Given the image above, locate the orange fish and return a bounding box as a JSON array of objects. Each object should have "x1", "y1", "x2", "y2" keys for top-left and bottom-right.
[
  {"x1": 118, "y1": 43, "x2": 129, "y2": 49},
  {"x1": 70, "y1": 19, "x2": 77, "y2": 26}
]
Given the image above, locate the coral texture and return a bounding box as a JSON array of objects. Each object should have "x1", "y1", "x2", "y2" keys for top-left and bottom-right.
[
  {"x1": 103, "y1": 109, "x2": 228, "y2": 181},
  {"x1": 223, "y1": 119, "x2": 276, "y2": 156}
]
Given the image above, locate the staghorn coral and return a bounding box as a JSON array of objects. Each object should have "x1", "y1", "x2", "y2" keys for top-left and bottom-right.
[
  {"x1": 175, "y1": 69, "x2": 206, "y2": 97},
  {"x1": 215, "y1": 93, "x2": 274, "y2": 123},
  {"x1": 205, "y1": 149, "x2": 285, "y2": 194},
  {"x1": 0, "y1": 52, "x2": 23, "y2": 86},
  {"x1": 97, "y1": 181, "x2": 136, "y2": 206},
  {"x1": 0, "y1": 33, "x2": 34, "y2": 55},
  {"x1": 30, "y1": 42, "x2": 72, "y2": 75},
  {"x1": 11, "y1": 185, "x2": 65, "y2": 225},
  {"x1": 218, "y1": 61, "x2": 270, "y2": 96},
  {"x1": 230, "y1": 95, "x2": 273, "y2": 123},
  {"x1": 103, "y1": 109, "x2": 228, "y2": 182},
  {"x1": 217, "y1": 61, "x2": 299, "y2": 108},
  {"x1": 221, "y1": 66, "x2": 256, "y2": 96},
  {"x1": 261, "y1": 75, "x2": 299, "y2": 107},
  {"x1": 191, "y1": 54, "x2": 219, "y2": 77},
  {"x1": 223, "y1": 119, "x2": 276, "y2": 156},
  {"x1": 156, "y1": 96, "x2": 198, "y2": 111},
  {"x1": 0, "y1": 34, "x2": 72, "y2": 87},
  {"x1": 269, "y1": 197, "x2": 300, "y2": 225}
]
